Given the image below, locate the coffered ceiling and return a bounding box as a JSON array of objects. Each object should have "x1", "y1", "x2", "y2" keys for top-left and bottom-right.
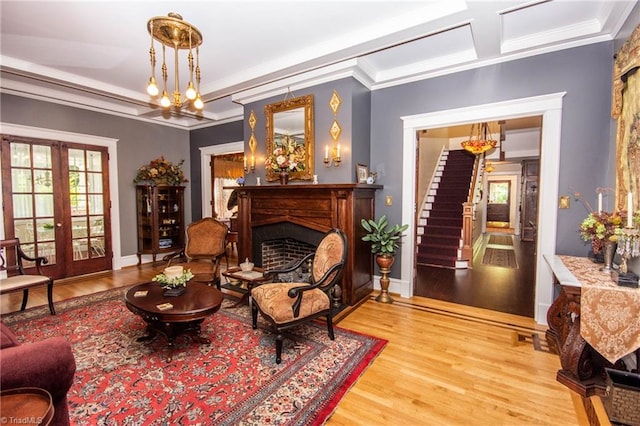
[{"x1": 1, "y1": 1, "x2": 638, "y2": 130}]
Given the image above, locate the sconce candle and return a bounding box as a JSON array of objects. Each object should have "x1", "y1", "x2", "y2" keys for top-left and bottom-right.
[
  {"x1": 598, "y1": 193, "x2": 602, "y2": 213},
  {"x1": 325, "y1": 145, "x2": 329, "y2": 161},
  {"x1": 244, "y1": 156, "x2": 247, "y2": 170},
  {"x1": 250, "y1": 155, "x2": 255, "y2": 170},
  {"x1": 628, "y1": 192, "x2": 633, "y2": 228},
  {"x1": 336, "y1": 144, "x2": 340, "y2": 158}
]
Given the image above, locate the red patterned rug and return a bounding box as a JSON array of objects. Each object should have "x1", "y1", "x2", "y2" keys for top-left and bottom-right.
[{"x1": 2, "y1": 287, "x2": 386, "y2": 425}]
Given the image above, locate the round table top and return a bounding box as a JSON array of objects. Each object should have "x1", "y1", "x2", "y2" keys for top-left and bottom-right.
[
  {"x1": 0, "y1": 387, "x2": 54, "y2": 426},
  {"x1": 124, "y1": 281, "x2": 223, "y2": 321}
]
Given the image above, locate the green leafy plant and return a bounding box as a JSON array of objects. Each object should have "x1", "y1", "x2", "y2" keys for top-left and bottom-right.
[{"x1": 361, "y1": 215, "x2": 409, "y2": 256}]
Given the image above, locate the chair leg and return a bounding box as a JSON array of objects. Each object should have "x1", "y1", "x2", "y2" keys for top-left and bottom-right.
[
  {"x1": 47, "y1": 281, "x2": 56, "y2": 315},
  {"x1": 20, "y1": 289, "x2": 28, "y2": 311},
  {"x1": 327, "y1": 315, "x2": 335, "y2": 340},
  {"x1": 275, "y1": 334, "x2": 283, "y2": 364},
  {"x1": 251, "y1": 303, "x2": 258, "y2": 329}
]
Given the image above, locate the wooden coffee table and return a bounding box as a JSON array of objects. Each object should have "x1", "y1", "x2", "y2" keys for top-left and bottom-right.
[
  {"x1": 222, "y1": 267, "x2": 270, "y2": 307},
  {"x1": 124, "y1": 281, "x2": 223, "y2": 362}
]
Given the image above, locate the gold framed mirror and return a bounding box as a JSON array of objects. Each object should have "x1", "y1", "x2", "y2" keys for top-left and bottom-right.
[{"x1": 265, "y1": 94, "x2": 314, "y2": 182}]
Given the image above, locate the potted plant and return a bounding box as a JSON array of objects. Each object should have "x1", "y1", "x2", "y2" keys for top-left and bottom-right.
[{"x1": 361, "y1": 215, "x2": 408, "y2": 303}]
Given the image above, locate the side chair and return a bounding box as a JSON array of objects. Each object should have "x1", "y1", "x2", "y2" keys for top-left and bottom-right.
[
  {"x1": 251, "y1": 228, "x2": 347, "y2": 364},
  {"x1": 0, "y1": 238, "x2": 55, "y2": 315},
  {"x1": 164, "y1": 217, "x2": 228, "y2": 289}
]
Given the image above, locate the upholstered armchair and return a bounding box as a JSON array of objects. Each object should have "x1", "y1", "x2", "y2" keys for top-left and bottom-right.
[
  {"x1": 164, "y1": 218, "x2": 228, "y2": 289},
  {"x1": 0, "y1": 238, "x2": 55, "y2": 315},
  {"x1": 251, "y1": 229, "x2": 347, "y2": 363}
]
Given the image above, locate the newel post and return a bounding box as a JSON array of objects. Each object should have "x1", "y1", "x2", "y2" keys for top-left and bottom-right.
[{"x1": 461, "y1": 202, "x2": 474, "y2": 264}]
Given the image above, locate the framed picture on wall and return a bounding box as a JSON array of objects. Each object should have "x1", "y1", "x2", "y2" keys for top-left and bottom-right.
[{"x1": 356, "y1": 164, "x2": 369, "y2": 183}]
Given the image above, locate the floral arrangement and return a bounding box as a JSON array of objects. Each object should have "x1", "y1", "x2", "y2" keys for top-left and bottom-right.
[
  {"x1": 236, "y1": 176, "x2": 245, "y2": 186},
  {"x1": 133, "y1": 156, "x2": 188, "y2": 186},
  {"x1": 579, "y1": 211, "x2": 626, "y2": 253},
  {"x1": 265, "y1": 136, "x2": 305, "y2": 172},
  {"x1": 152, "y1": 269, "x2": 194, "y2": 289}
]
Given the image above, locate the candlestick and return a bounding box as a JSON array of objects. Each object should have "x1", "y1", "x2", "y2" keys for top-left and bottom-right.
[
  {"x1": 598, "y1": 193, "x2": 602, "y2": 213},
  {"x1": 243, "y1": 156, "x2": 247, "y2": 170},
  {"x1": 628, "y1": 192, "x2": 633, "y2": 228},
  {"x1": 336, "y1": 143, "x2": 340, "y2": 158},
  {"x1": 325, "y1": 145, "x2": 329, "y2": 161}
]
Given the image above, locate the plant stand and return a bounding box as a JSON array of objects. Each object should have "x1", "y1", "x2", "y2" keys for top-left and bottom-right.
[{"x1": 375, "y1": 255, "x2": 395, "y2": 304}]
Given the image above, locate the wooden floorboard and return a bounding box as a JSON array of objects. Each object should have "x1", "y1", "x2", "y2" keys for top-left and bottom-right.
[{"x1": 1, "y1": 259, "x2": 579, "y2": 425}]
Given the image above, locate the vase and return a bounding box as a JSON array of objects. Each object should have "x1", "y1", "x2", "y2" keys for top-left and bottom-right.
[
  {"x1": 601, "y1": 240, "x2": 617, "y2": 273},
  {"x1": 375, "y1": 254, "x2": 395, "y2": 303},
  {"x1": 279, "y1": 170, "x2": 289, "y2": 185}
]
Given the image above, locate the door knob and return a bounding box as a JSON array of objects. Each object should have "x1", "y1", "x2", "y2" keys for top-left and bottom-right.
[{"x1": 56, "y1": 223, "x2": 62, "y2": 228}]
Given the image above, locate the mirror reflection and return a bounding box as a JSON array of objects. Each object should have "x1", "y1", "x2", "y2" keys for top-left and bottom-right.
[{"x1": 265, "y1": 94, "x2": 314, "y2": 181}]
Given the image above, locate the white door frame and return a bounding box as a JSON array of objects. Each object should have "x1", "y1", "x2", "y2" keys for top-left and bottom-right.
[
  {"x1": 400, "y1": 92, "x2": 566, "y2": 325},
  {"x1": 200, "y1": 142, "x2": 244, "y2": 218}
]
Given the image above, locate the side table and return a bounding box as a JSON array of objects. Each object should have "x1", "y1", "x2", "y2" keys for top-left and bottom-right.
[
  {"x1": 0, "y1": 387, "x2": 54, "y2": 426},
  {"x1": 222, "y1": 267, "x2": 270, "y2": 307}
]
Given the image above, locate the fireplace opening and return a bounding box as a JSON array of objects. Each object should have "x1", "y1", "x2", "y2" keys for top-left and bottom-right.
[
  {"x1": 262, "y1": 238, "x2": 316, "y2": 272},
  {"x1": 251, "y1": 222, "x2": 324, "y2": 268}
]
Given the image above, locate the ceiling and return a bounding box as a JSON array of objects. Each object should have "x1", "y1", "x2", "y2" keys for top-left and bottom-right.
[{"x1": 1, "y1": 1, "x2": 638, "y2": 130}]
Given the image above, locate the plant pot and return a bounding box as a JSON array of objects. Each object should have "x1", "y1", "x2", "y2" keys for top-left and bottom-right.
[{"x1": 375, "y1": 254, "x2": 395, "y2": 303}]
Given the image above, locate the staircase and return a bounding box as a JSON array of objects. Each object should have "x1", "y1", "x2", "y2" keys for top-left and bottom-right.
[{"x1": 417, "y1": 149, "x2": 476, "y2": 268}]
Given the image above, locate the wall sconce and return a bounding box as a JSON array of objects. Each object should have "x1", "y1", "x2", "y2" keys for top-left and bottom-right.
[
  {"x1": 325, "y1": 90, "x2": 342, "y2": 167},
  {"x1": 324, "y1": 143, "x2": 341, "y2": 167},
  {"x1": 246, "y1": 110, "x2": 258, "y2": 173}
]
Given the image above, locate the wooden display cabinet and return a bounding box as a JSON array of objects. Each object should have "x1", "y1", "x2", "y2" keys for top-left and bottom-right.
[{"x1": 136, "y1": 185, "x2": 185, "y2": 264}]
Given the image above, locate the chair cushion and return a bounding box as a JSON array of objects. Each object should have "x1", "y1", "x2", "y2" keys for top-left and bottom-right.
[
  {"x1": 0, "y1": 275, "x2": 51, "y2": 293},
  {"x1": 252, "y1": 282, "x2": 330, "y2": 324}
]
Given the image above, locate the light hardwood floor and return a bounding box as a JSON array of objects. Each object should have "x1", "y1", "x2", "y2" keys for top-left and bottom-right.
[{"x1": 0, "y1": 263, "x2": 580, "y2": 425}]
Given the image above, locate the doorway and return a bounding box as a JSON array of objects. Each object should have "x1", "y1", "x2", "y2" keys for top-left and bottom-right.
[
  {"x1": 1, "y1": 134, "x2": 112, "y2": 279},
  {"x1": 401, "y1": 93, "x2": 565, "y2": 324}
]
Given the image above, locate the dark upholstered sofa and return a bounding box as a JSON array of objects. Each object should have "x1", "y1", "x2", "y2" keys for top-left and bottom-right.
[{"x1": 1, "y1": 321, "x2": 76, "y2": 426}]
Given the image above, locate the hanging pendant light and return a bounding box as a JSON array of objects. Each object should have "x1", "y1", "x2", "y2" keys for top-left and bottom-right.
[
  {"x1": 461, "y1": 122, "x2": 497, "y2": 155},
  {"x1": 146, "y1": 12, "x2": 204, "y2": 111}
]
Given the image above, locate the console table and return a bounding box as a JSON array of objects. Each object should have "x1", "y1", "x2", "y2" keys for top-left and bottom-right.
[{"x1": 544, "y1": 254, "x2": 640, "y2": 397}]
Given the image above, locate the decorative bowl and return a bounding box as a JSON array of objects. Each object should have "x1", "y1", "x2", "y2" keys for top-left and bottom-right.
[{"x1": 240, "y1": 258, "x2": 254, "y2": 272}]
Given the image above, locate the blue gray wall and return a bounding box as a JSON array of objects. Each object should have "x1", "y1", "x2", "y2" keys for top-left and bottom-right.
[
  {"x1": 0, "y1": 94, "x2": 191, "y2": 257},
  {"x1": 0, "y1": 40, "x2": 621, "y2": 267},
  {"x1": 370, "y1": 41, "x2": 615, "y2": 268}
]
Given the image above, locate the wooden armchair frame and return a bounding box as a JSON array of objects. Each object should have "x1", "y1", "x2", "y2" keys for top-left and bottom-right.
[
  {"x1": 251, "y1": 229, "x2": 347, "y2": 363},
  {"x1": 0, "y1": 238, "x2": 55, "y2": 314},
  {"x1": 163, "y1": 217, "x2": 228, "y2": 289}
]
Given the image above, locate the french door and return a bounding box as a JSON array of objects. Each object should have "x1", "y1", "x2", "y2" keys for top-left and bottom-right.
[{"x1": 1, "y1": 135, "x2": 112, "y2": 279}]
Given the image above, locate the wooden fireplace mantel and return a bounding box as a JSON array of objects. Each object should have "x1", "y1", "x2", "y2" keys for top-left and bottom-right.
[{"x1": 236, "y1": 183, "x2": 382, "y2": 305}]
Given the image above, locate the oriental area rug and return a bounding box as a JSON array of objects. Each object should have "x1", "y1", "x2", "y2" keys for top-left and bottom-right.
[{"x1": 2, "y1": 288, "x2": 387, "y2": 425}]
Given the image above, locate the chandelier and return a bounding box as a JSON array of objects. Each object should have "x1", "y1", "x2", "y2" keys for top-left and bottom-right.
[
  {"x1": 461, "y1": 122, "x2": 497, "y2": 155},
  {"x1": 146, "y1": 13, "x2": 204, "y2": 110}
]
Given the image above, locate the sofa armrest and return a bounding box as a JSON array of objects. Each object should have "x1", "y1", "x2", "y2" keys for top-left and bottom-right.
[{"x1": 0, "y1": 337, "x2": 76, "y2": 402}]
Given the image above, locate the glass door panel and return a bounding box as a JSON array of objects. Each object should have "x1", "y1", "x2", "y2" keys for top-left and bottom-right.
[{"x1": 2, "y1": 135, "x2": 111, "y2": 279}]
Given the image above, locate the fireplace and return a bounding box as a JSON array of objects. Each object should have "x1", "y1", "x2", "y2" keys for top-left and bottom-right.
[
  {"x1": 252, "y1": 222, "x2": 324, "y2": 268},
  {"x1": 235, "y1": 184, "x2": 381, "y2": 306}
]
